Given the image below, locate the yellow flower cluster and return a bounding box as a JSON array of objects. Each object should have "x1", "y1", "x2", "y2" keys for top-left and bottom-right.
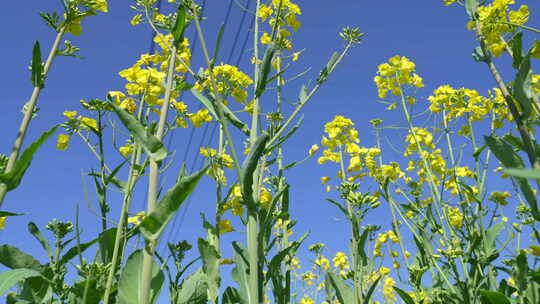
[
  {"x1": 489, "y1": 191, "x2": 511, "y2": 205},
  {"x1": 199, "y1": 147, "x2": 233, "y2": 185},
  {"x1": 467, "y1": 0, "x2": 529, "y2": 56},
  {"x1": 428, "y1": 85, "x2": 512, "y2": 127},
  {"x1": 221, "y1": 185, "x2": 244, "y2": 216},
  {"x1": 533, "y1": 75, "x2": 540, "y2": 94},
  {"x1": 374, "y1": 230, "x2": 399, "y2": 257},
  {"x1": 127, "y1": 211, "x2": 146, "y2": 225},
  {"x1": 188, "y1": 109, "x2": 213, "y2": 128},
  {"x1": 332, "y1": 251, "x2": 349, "y2": 270},
  {"x1": 119, "y1": 143, "x2": 134, "y2": 157},
  {"x1": 447, "y1": 206, "x2": 464, "y2": 229},
  {"x1": 373, "y1": 55, "x2": 424, "y2": 99},
  {"x1": 87, "y1": 0, "x2": 108, "y2": 12},
  {"x1": 258, "y1": 0, "x2": 302, "y2": 50},
  {"x1": 317, "y1": 115, "x2": 359, "y2": 164},
  {"x1": 382, "y1": 277, "x2": 396, "y2": 303},
  {"x1": 194, "y1": 64, "x2": 253, "y2": 104},
  {"x1": 110, "y1": 34, "x2": 191, "y2": 110},
  {"x1": 218, "y1": 219, "x2": 234, "y2": 234},
  {"x1": 273, "y1": 218, "x2": 293, "y2": 238},
  {"x1": 56, "y1": 134, "x2": 70, "y2": 151}
]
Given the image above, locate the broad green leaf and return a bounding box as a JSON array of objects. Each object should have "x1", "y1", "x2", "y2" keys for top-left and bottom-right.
[
  {"x1": 255, "y1": 44, "x2": 276, "y2": 98},
  {"x1": 140, "y1": 166, "x2": 208, "y2": 240},
  {"x1": 325, "y1": 272, "x2": 353, "y2": 304},
  {"x1": 393, "y1": 287, "x2": 415, "y2": 304},
  {"x1": 485, "y1": 135, "x2": 540, "y2": 220},
  {"x1": 172, "y1": 4, "x2": 186, "y2": 46},
  {"x1": 117, "y1": 250, "x2": 164, "y2": 304},
  {"x1": 513, "y1": 54, "x2": 534, "y2": 118},
  {"x1": 0, "y1": 125, "x2": 58, "y2": 191},
  {"x1": 176, "y1": 268, "x2": 208, "y2": 304},
  {"x1": 506, "y1": 168, "x2": 540, "y2": 180},
  {"x1": 0, "y1": 245, "x2": 42, "y2": 271},
  {"x1": 198, "y1": 238, "x2": 220, "y2": 303},
  {"x1": 27, "y1": 222, "x2": 52, "y2": 259},
  {"x1": 110, "y1": 102, "x2": 167, "y2": 162},
  {"x1": 94, "y1": 228, "x2": 118, "y2": 264},
  {"x1": 191, "y1": 89, "x2": 250, "y2": 135},
  {"x1": 31, "y1": 41, "x2": 43, "y2": 88},
  {"x1": 240, "y1": 133, "x2": 269, "y2": 209},
  {"x1": 479, "y1": 290, "x2": 511, "y2": 304},
  {"x1": 0, "y1": 269, "x2": 42, "y2": 296}
]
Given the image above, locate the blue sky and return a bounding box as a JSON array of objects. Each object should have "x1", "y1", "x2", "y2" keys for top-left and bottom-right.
[{"x1": 1, "y1": 0, "x2": 540, "y2": 301}]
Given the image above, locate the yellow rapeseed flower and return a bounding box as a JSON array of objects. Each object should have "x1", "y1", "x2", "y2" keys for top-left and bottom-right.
[
  {"x1": 56, "y1": 134, "x2": 70, "y2": 151},
  {"x1": 128, "y1": 211, "x2": 146, "y2": 225}
]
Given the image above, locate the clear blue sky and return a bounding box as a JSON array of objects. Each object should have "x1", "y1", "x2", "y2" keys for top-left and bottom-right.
[{"x1": 1, "y1": 0, "x2": 539, "y2": 301}]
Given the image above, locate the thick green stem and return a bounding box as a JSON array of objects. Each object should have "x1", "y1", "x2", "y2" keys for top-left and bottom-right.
[
  {"x1": 140, "y1": 49, "x2": 176, "y2": 304},
  {"x1": 0, "y1": 27, "x2": 66, "y2": 207}
]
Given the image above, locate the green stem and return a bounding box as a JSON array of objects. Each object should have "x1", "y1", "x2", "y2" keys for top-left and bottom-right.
[
  {"x1": 140, "y1": 48, "x2": 176, "y2": 304},
  {"x1": 267, "y1": 43, "x2": 352, "y2": 148},
  {"x1": 0, "y1": 27, "x2": 66, "y2": 207}
]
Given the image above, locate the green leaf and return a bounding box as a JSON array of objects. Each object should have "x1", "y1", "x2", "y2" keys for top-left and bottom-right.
[
  {"x1": 393, "y1": 287, "x2": 415, "y2": 304},
  {"x1": 94, "y1": 228, "x2": 118, "y2": 264},
  {"x1": 212, "y1": 23, "x2": 226, "y2": 62},
  {"x1": 317, "y1": 52, "x2": 339, "y2": 83},
  {"x1": 485, "y1": 222, "x2": 505, "y2": 257},
  {"x1": 172, "y1": 4, "x2": 186, "y2": 46},
  {"x1": 363, "y1": 276, "x2": 381, "y2": 304},
  {"x1": 485, "y1": 135, "x2": 540, "y2": 220},
  {"x1": 515, "y1": 252, "x2": 528, "y2": 292},
  {"x1": 117, "y1": 250, "x2": 164, "y2": 304},
  {"x1": 240, "y1": 133, "x2": 269, "y2": 208},
  {"x1": 176, "y1": 268, "x2": 208, "y2": 304},
  {"x1": 198, "y1": 238, "x2": 220, "y2": 303},
  {"x1": 508, "y1": 32, "x2": 523, "y2": 68},
  {"x1": 140, "y1": 166, "x2": 207, "y2": 240},
  {"x1": 109, "y1": 102, "x2": 168, "y2": 162},
  {"x1": 0, "y1": 125, "x2": 58, "y2": 192},
  {"x1": 506, "y1": 168, "x2": 540, "y2": 180},
  {"x1": 0, "y1": 269, "x2": 42, "y2": 296},
  {"x1": 31, "y1": 41, "x2": 43, "y2": 88},
  {"x1": 0, "y1": 245, "x2": 42, "y2": 271},
  {"x1": 473, "y1": 46, "x2": 488, "y2": 62},
  {"x1": 0, "y1": 211, "x2": 23, "y2": 217},
  {"x1": 231, "y1": 242, "x2": 249, "y2": 303},
  {"x1": 27, "y1": 222, "x2": 52, "y2": 259},
  {"x1": 513, "y1": 53, "x2": 534, "y2": 118},
  {"x1": 325, "y1": 272, "x2": 353, "y2": 304},
  {"x1": 59, "y1": 238, "x2": 98, "y2": 265},
  {"x1": 255, "y1": 44, "x2": 277, "y2": 98},
  {"x1": 465, "y1": 0, "x2": 478, "y2": 19},
  {"x1": 222, "y1": 287, "x2": 241, "y2": 304},
  {"x1": 191, "y1": 89, "x2": 250, "y2": 135},
  {"x1": 479, "y1": 290, "x2": 511, "y2": 304}
]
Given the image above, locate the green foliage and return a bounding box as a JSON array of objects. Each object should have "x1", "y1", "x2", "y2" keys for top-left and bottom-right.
[
  {"x1": 117, "y1": 250, "x2": 164, "y2": 304},
  {"x1": 139, "y1": 165, "x2": 208, "y2": 241},
  {"x1": 0, "y1": 125, "x2": 58, "y2": 192}
]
